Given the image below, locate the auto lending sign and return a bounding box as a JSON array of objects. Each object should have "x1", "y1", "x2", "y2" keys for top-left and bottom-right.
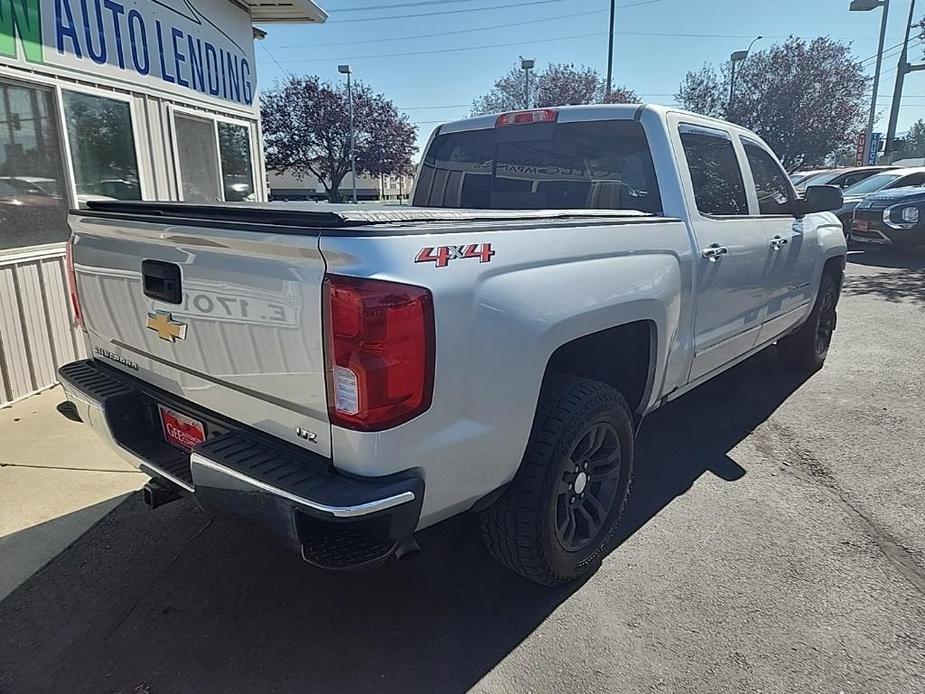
[{"x1": 0, "y1": 0, "x2": 257, "y2": 109}]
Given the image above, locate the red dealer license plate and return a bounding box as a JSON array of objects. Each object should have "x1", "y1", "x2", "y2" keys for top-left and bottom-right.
[
  {"x1": 158, "y1": 404, "x2": 206, "y2": 452},
  {"x1": 853, "y1": 219, "x2": 869, "y2": 232}
]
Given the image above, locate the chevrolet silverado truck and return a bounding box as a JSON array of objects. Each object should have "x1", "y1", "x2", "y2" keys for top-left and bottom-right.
[{"x1": 59, "y1": 105, "x2": 847, "y2": 586}]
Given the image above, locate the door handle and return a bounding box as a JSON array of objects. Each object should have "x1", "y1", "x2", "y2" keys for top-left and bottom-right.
[
  {"x1": 701, "y1": 244, "x2": 728, "y2": 261},
  {"x1": 770, "y1": 235, "x2": 789, "y2": 250}
]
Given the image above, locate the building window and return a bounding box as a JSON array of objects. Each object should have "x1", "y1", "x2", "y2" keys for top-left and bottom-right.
[
  {"x1": 0, "y1": 80, "x2": 70, "y2": 250},
  {"x1": 62, "y1": 92, "x2": 141, "y2": 204},
  {"x1": 175, "y1": 113, "x2": 221, "y2": 202},
  {"x1": 219, "y1": 122, "x2": 255, "y2": 201},
  {"x1": 174, "y1": 113, "x2": 256, "y2": 203}
]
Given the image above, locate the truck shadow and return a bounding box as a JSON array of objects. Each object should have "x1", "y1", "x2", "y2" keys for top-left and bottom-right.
[{"x1": 0, "y1": 351, "x2": 808, "y2": 694}]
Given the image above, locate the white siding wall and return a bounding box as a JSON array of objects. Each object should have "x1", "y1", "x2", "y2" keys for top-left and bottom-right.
[
  {"x1": 0, "y1": 247, "x2": 86, "y2": 407},
  {"x1": 0, "y1": 52, "x2": 264, "y2": 407}
]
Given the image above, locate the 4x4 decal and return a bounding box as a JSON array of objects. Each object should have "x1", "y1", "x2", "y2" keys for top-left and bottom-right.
[{"x1": 415, "y1": 243, "x2": 495, "y2": 268}]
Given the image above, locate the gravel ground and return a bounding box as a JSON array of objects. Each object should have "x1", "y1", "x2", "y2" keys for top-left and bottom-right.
[{"x1": 1, "y1": 250, "x2": 923, "y2": 694}]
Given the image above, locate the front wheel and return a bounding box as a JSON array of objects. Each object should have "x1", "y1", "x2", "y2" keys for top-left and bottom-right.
[
  {"x1": 777, "y1": 272, "x2": 840, "y2": 372},
  {"x1": 479, "y1": 376, "x2": 634, "y2": 587}
]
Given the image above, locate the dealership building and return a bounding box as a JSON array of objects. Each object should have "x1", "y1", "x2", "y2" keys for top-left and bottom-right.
[{"x1": 0, "y1": 0, "x2": 326, "y2": 406}]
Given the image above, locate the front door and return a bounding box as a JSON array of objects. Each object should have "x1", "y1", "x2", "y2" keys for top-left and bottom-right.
[
  {"x1": 738, "y1": 137, "x2": 817, "y2": 342},
  {"x1": 675, "y1": 122, "x2": 772, "y2": 382}
]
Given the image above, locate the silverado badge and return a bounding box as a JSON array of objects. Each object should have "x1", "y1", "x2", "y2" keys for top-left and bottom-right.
[{"x1": 146, "y1": 311, "x2": 188, "y2": 343}]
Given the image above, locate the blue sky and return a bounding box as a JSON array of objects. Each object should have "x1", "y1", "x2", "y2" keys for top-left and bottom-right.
[{"x1": 255, "y1": 0, "x2": 925, "y2": 151}]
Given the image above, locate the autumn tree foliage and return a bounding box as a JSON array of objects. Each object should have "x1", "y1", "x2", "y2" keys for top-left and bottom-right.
[
  {"x1": 676, "y1": 37, "x2": 868, "y2": 171},
  {"x1": 471, "y1": 63, "x2": 638, "y2": 115},
  {"x1": 261, "y1": 75, "x2": 417, "y2": 202}
]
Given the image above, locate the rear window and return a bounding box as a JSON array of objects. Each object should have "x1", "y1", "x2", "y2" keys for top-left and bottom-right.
[{"x1": 413, "y1": 120, "x2": 661, "y2": 213}]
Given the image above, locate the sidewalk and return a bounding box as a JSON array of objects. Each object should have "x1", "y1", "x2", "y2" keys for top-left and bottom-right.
[{"x1": 0, "y1": 387, "x2": 144, "y2": 600}]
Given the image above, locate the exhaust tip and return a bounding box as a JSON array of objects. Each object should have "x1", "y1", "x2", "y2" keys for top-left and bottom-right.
[{"x1": 394, "y1": 536, "x2": 421, "y2": 562}]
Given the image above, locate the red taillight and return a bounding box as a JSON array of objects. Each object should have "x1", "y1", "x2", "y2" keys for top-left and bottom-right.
[
  {"x1": 495, "y1": 108, "x2": 558, "y2": 127},
  {"x1": 323, "y1": 275, "x2": 435, "y2": 431},
  {"x1": 65, "y1": 236, "x2": 83, "y2": 329}
]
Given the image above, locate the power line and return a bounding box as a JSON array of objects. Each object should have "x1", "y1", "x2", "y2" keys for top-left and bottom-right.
[
  {"x1": 277, "y1": 31, "x2": 606, "y2": 64},
  {"x1": 335, "y1": 0, "x2": 495, "y2": 12},
  {"x1": 326, "y1": 0, "x2": 569, "y2": 24},
  {"x1": 272, "y1": 7, "x2": 610, "y2": 49}
]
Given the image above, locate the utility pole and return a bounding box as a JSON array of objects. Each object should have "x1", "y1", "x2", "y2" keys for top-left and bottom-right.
[
  {"x1": 606, "y1": 0, "x2": 616, "y2": 99},
  {"x1": 885, "y1": 0, "x2": 922, "y2": 163}
]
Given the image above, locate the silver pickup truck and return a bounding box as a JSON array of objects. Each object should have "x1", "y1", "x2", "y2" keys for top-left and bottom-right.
[{"x1": 60, "y1": 105, "x2": 846, "y2": 586}]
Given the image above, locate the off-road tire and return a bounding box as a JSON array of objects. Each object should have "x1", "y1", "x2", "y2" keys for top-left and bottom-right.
[
  {"x1": 479, "y1": 375, "x2": 635, "y2": 587},
  {"x1": 777, "y1": 271, "x2": 840, "y2": 372}
]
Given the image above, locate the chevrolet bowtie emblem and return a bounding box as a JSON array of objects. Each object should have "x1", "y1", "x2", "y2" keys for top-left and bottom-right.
[{"x1": 146, "y1": 311, "x2": 188, "y2": 343}]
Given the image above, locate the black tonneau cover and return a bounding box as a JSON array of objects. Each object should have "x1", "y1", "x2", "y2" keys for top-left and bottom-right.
[{"x1": 83, "y1": 200, "x2": 656, "y2": 230}]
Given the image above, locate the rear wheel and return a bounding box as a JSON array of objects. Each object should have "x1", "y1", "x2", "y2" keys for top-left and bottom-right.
[
  {"x1": 777, "y1": 272, "x2": 839, "y2": 372},
  {"x1": 479, "y1": 375, "x2": 634, "y2": 587}
]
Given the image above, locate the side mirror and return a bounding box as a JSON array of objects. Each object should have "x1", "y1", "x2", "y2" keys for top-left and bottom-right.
[{"x1": 797, "y1": 184, "x2": 843, "y2": 215}]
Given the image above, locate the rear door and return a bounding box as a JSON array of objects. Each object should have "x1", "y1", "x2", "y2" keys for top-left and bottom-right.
[
  {"x1": 739, "y1": 137, "x2": 817, "y2": 341},
  {"x1": 70, "y1": 212, "x2": 332, "y2": 456},
  {"x1": 673, "y1": 121, "x2": 771, "y2": 382}
]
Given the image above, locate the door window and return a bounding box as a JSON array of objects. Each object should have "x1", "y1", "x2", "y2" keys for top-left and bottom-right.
[
  {"x1": 679, "y1": 124, "x2": 748, "y2": 216},
  {"x1": 741, "y1": 139, "x2": 794, "y2": 215}
]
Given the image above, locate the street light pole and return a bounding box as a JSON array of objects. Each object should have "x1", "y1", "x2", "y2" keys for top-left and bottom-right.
[
  {"x1": 338, "y1": 64, "x2": 357, "y2": 204},
  {"x1": 851, "y1": 0, "x2": 891, "y2": 165},
  {"x1": 521, "y1": 57, "x2": 535, "y2": 109},
  {"x1": 728, "y1": 36, "x2": 762, "y2": 116},
  {"x1": 885, "y1": 0, "x2": 919, "y2": 163},
  {"x1": 606, "y1": 0, "x2": 616, "y2": 99}
]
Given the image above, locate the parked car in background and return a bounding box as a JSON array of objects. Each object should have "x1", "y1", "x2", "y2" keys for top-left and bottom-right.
[
  {"x1": 834, "y1": 167, "x2": 925, "y2": 234},
  {"x1": 851, "y1": 186, "x2": 925, "y2": 250},
  {"x1": 794, "y1": 166, "x2": 896, "y2": 193},
  {"x1": 790, "y1": 169, "x2": 830, "y2": 187}
]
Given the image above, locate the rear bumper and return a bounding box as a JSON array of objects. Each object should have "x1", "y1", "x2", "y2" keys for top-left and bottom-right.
[{"x1": 58, "y1": 359, "x2": 424, "y2": 569}]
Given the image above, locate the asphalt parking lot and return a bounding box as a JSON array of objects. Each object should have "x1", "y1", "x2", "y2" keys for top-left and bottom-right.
[{"x1": 1, "y1": 250, "x2": 924, "y2": 694}]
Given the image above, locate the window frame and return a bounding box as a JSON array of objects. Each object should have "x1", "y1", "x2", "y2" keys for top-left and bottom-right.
[
  {"x1": 58, "y1": 85, "x2": 147, "y2": 205},
  {"x1": 677, "y1": 122, "x2": 751, "y2": 219},
  {"x1": 0, "y1": 74, "x2": 81, "y2": 253},
  {"x1": 168, "y1": 104, "x2": 258, "y2": 203},
  {"x1": 739, "y1": 136, "x2": 798, "y2": 217}
]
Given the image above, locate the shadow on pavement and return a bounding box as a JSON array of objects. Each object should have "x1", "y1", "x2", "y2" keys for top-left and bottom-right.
[
  {"x1": 844, "y1": 250, "x2": 925, "y2": 306},
  {"x1": 0, "y1": 350, "x2": 809, "y2": 694}
]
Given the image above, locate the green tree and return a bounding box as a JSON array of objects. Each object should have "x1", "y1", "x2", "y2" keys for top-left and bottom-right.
[
  {"x1": 262, "y1": 75, "x2": 417, "y2": 202},
  {"x1": 895, "y1": 119, "x2": 925, "y2": 160},
  {"x1": 471, "y1": 62, "x2": 637, "y2": 115},
  {"x1": 676, "y1": 37, "x2": 868, "y2": 171}
]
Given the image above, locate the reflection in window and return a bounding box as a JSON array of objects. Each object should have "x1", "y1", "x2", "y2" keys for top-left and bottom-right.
[
  {"x1": 679, "y1": 125, "x2": 748, "y2": 216},
  {"x1": 742, "y1": 140, "x2": 793, "y2": 215},
  {"x1": 0, "y1": 80, "x2": 70, "y2": 250},
  {"x1": 175, "y1": 114, "x2": 221, "y2": 202},
  {"x1": 414, "y1": 121, "x2": 661, "y2": 213},
  {"x1": 218, "y1": 122, "x2": 255, "y2": 202},
  {"x1": 63, "y1": 92, "x2": 141, "y2": 204}
]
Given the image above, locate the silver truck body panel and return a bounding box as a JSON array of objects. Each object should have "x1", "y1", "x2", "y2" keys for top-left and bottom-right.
[{"x1": 66, "y1": 104, "x2": 847, "y2": 533}]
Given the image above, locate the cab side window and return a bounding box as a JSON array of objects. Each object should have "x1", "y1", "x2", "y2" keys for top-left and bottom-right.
[
  {"x1": 741, "y1": 139, "x2": 794, "y2": 215},
  {"x1": 679, "y1": 124, "x2": 749, "y2": 216}
]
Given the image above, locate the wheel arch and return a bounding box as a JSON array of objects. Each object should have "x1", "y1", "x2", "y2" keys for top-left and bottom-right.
[{"x1": 542, "y1": 320, "x2": 658, "y2": 427}]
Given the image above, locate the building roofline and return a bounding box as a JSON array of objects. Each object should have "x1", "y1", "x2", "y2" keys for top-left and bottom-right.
[{"x1": 242, "y1": 0, "x2": 327, "y2": 24}]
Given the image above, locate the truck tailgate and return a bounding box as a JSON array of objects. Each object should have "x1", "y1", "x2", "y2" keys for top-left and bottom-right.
[{"x1": 69, "y1": 213, "x2": 332, "y2": 457}]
